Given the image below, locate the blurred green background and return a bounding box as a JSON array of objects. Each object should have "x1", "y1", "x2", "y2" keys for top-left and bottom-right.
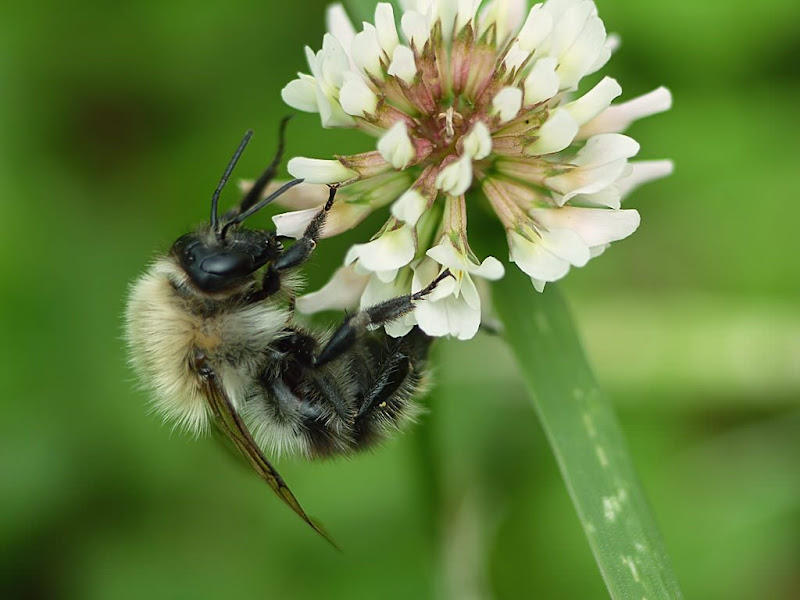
[{"x1": 2, "y1": 0, "x2": 798, "y2": 598}]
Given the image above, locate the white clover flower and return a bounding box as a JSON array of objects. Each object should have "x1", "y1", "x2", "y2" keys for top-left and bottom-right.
[
  {"x1": 278, "y1": 0, "x2": 672, "y2": 340},
  {"x1": 413, "y1": 199, "x2": 505, "y2": 340}
]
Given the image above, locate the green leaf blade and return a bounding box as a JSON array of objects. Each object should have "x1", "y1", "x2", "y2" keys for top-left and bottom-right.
[{"x1": 492, "y1": 271, "x2": 684, "y2": 600}]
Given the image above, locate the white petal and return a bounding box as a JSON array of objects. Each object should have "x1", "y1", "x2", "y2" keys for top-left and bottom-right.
[
  {"x1": 525, "y1": 108, "x2": 578, "y2": 155},
  {"x1": 546, "y1": 0, "x2": 596, "y2": 54},
  {"x1": 564, "y1": 186, "x2": 622, "y2": 209},
  {"x1": 388, "y1": 44, "x2": 418, "y2": 84},
  {"x1": 352, "y1": 24, "x2": 384, "y2": 78},
  {"x1": 530, "y1": 206, "x2": 640, "y2": 247},
  {"x1": 273, "y1": 202, "x2": 372, "y2": 239},
  {"x1": 239, "y1": 180, "x2": 328, "y2": 210},
  {"x1": 402, "y1": 0, "x2": 435, "y2": 12},
  {"x1": 326, "y1": 4, "x2": 357, "y2": 59},
  {"x1": 314, "y1": 84, "x2": 356, "y2": 128},
  {"x1": 295, "y1": 266, "x2": 369, "y2": 314},
  {"x1": 361, "y1": 273, "x2": 400, "y2": 307},
  {"x1": 435, "y1": 155, "x2": 473, "y2": 196},
  {"x1": 391, "y1": 187, "x2": 428, "y2": 225},
  {"x1": 509, "y1": 231, "x2": 571, "y2": 281},
  {"x1": 479, "y1": 0, "x2": 527, "y2": 42},
  {"x1": 338, "y1": 72, "x2": 378, "y2": 117},
  {"x1": 524, "y1": 57, "x2": 559, "y2": 105},
  {"x1": 413, "y1": 261, "x2": 481, "y2": 340},
  {"x1": 460, "y1": 271, "x2": 484, "y2": 310},
  {"x1": 455, "y1": 0, "x2": 481, "y2": 32},
  {"x1": 385, "y1": 318, "x2": 415, "y2": 338},
  {"x1": 434, "y1": 0, "x2": 459, "y2": 41},
  {"x1": 318, "y1": 34, "x2": 351, "y2": 89},
  {"x1": 375, "y1": 3, "x2": 400, "y2": 55},
  {"x1": 287, "y1": 157, "x2": 358, "y2": 184},
  {"x1": 361, "y1": 273, "x2": 416, "y2": 337},
  {"x1": 471, "y1": 255, "x2": 505, "y2": 280},
  {"x1": 426, "y1": 239, "x2": 469, "y2": 272},
  {"x1": 428, "y1": 274, "x2": 457, "y2": 302},
  {"x1": 579, "y1": 87, "x2": 672, "y2": 137},
  {"x1": 272, "y1": 207, "x2": 316, "y2": 238},
  {"x1": 503, "y1": 42, "x2": 530, "y2": 73},
  {"x1": 281, "y1": 75, "x2": 319, "y2": 113},
  {"x1": 573, "y1": 133, "x2": 640, "y2": 168},
  {"x1": 416, "y1": 293, "x2": 481, "y2": 340},
  {"x1": 605, "y1": 33, "x2": 621, "y2": 54},
  {"x1": 304, "y1": 46, "x2": 318, "y2": 75},
  {"x1": 548, "y1": 162, "x2": 628, "y2": 204},
  {"x1": 492, "y1": 87, "x2": 524, "y2": 123},
  {"x1": 587, "y1": 43, "x2": 611, "y2": 75},
  {"x1": 547, "y1": 135, "x2": 639, "y2": 203},
  {"x1": 556, "y1": 17, "x2": 607, "y2": 90},
  {"x1": 546, "y1": 2, "x2": 607, "y2": 90},
  {"x1": 617, "y1": 160, "x2": 674, "y2": 198},
  {"x1": 531, "y1": 277, "x2": 547, "y2": 292},
  {"x1": 518, "y1": 3, "x2": 553, "y2": 52},
  {"x1": 411, "y1": 256, "x2": 440, "y2": 293},
  {"x1": 564, "y1": 76, "x2": 621, "y2": 126},
  {"x1": 375, "y1": 268, "x2": 400, "y2": 283},
  {"x1": 540, "y1": 227, "x2": 590, "y2": 266},
  {"x1": 377, "y1": 121, "x2": 416, "y2": 169},
  {"x1": 461, "y1": 121, "x2": 492, "y2": 160},
  {"x1": 344, "y1": 226, "x2": 416, "y2": 273},
  {"x1": 401, "y1": 10, "x2": 430, "y2": 48},
  {"x1": 553, "y1": 132, "x2": 641, "y2": 197}
]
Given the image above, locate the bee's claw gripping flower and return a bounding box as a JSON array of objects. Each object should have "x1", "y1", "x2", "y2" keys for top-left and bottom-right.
[{"x1": 280, "y1": 0, "x2": 672, "y2": 340}]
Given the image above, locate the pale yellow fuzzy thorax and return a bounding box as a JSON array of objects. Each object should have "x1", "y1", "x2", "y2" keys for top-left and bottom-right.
[{"x1": 125, "y1": 258, "x2": 288, "y2": 434}]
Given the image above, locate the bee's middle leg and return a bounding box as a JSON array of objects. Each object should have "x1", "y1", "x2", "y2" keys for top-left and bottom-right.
[{"x1": 313, "y1": 269, "x2": 452, "y2": 367}]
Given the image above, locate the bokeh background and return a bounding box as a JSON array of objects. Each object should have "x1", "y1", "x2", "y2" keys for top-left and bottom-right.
[{"x1": 2, "y1": 0, "x2": 798, "y2": 598}]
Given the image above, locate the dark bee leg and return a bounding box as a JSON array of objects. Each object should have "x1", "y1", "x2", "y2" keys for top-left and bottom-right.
[
  {"x1": 272, "y1": 186, "x2": 337, "y2": 272},
  {"x1": 223, "y1": 116, "x2": 291, "y2": 222},
  {"x1": 352, "y1": 328, "x2": 433, "y2": 448},
  {"x1": 357, "y1": 351, "x2": 410, "y2": 419},
  {"x1": 247, "y1": 186, "x2": 337, "y2": 304},
  {"x1": 313, "y1": 269, "x2": 452, "y2": 367},
  {"x1": 259, "y1": 329, "x2": 355, "y2": 457}
]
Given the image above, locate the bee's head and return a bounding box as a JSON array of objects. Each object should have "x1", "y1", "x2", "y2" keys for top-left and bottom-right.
[
  {"x1": 171, "y1": 229, "x2": 283, "y2": 293},
  {"x1": 173, "y1": 126, "x2": 302, "y2": 293}
]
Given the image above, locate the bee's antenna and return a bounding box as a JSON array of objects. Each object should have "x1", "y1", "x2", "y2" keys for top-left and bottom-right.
[
  {"x1": 235, "y1": 116, "x2": 292, "y2": 216},
  {"x1": 211, "y1": 129, "x2": 254, "y2": 235},
  {"x1": 219, "y1": 178, "x2": 305, "y2": 241}
]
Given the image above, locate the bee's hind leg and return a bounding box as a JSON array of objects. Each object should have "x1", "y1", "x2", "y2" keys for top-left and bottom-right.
[
  {"x1": 313, "y1": 269, "x2": 452, "y2": 368},
  {"x1": 352, "y1": 328, "x2": 432, "y2": 447}
]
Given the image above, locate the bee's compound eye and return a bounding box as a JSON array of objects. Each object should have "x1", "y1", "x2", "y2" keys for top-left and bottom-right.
[{"x1": 200, "y1": 252, "x2": 254, "y2": 277}]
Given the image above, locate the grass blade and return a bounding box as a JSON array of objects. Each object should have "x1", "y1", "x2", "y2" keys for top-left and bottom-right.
[{"x1": 492, "y1": 268, "x2": 684, "y2": 600}]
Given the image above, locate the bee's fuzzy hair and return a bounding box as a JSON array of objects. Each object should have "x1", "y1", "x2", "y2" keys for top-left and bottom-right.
[{"x1": 125, "y1": 257, "x2": 289, "y2": 435}]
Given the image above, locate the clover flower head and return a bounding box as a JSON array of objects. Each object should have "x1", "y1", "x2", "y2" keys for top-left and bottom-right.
[{"x1": 279, "y1": 0, "x2": 672, "y2": 340}]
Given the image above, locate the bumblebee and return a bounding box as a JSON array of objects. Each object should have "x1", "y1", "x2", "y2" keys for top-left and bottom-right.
[{"x1": 125, "y1": 121, "x2": 449, "y2": 545}]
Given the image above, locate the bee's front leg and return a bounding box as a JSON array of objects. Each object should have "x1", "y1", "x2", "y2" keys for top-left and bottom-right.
[{"x1": 272, "y1": 185, "x2": 337, "y2": 272}]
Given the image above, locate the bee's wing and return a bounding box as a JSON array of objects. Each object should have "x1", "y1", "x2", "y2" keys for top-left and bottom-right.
[{"x1": 199, "y1": 373, "x2": 339, "y2": 550}]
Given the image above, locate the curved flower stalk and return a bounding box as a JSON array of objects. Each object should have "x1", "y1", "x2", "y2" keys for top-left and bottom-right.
[{"x1": 279, "y1": 0, "x2": 672, "y2": 339}]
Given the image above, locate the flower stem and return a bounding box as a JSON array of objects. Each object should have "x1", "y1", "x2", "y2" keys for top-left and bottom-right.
[{"x1": 490, "y1": 265, "x2": 684, "y2": 600}]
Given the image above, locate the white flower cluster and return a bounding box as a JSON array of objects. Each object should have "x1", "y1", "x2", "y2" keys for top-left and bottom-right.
[{"x1": 277, "y1": 0, "x2": 672, "y2": 340}]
